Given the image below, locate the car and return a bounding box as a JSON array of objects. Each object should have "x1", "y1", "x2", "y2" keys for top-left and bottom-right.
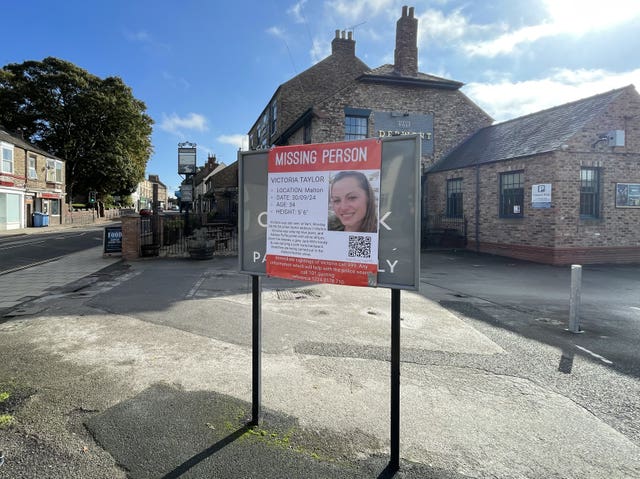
[{"x1": 139, "y1": 209, "x2": 152, "y2": 216}]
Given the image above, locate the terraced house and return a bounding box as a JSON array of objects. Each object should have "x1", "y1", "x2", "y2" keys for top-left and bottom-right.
[
  {"x1": 0, "y1": 126, "x2": 65, "y2": 230},
  {"x1": 247, "y1": 5, "x2": 640, "y2": 264}
]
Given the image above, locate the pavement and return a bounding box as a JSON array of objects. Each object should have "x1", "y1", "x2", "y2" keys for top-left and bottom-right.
[{"x1": 0, "y1": 223, "x2": 639, "y2": 478}]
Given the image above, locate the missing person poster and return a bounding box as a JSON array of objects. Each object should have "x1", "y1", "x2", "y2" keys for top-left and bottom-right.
[{"x1": 266, "y1": 139, "x2": 381, "y2": 287}]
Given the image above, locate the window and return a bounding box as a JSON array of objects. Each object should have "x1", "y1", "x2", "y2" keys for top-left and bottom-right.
[
  {"x1": 46, "y1": 159, "x2": 63, "y2": 184},
  {"x1": 28, "y1": 154, "x2": 38, "y2": 179},
  {"x1": 500, "y1": 171, "x2": 524, "y2": 217},
  {"x1": 580, "y1": 167, "x2": 600, "y2": 218},
  {"x1": 345, "y1": 115, "x2": 368, "y2": 140},
  {"x1": 1, "y1": 142, "x2": 13, "y2": 174},
  {"x1": 446, "y1": 178, "x2": 463, "y2": 218},
  {"x1": 270, "y1": 101, "x2": 277, "y2": 136}
]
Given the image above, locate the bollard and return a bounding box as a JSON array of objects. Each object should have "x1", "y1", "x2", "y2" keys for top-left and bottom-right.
[{"x1": 568, "y1": 264, "x2": 583, "y2": 333}]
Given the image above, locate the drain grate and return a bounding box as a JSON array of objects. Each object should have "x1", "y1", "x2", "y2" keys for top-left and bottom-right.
[{"x1": 276, "y1": 289, "x2": 320, "y2": 300}]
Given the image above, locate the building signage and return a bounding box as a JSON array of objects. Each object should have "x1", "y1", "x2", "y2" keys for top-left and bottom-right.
[
  {"x1": 615, "y1": 183, "x2": 640, "y2": 208},
  {"x1": 239, "y1": 135, "x2": 422, "y2": 290},
  {"x1": 531, "y1": 183, "x2": 552, "y2": 208},
  {"x1": 266, "y1": 139, "x2": 381, "y2": 287},
  {"x1": 374, "y1": 111, "x2": 433, "y2": 155},
  {"x1": 39, "y1": 192, "x2": 61, "y2": 199},
  {"x1": 103, "y1": 225, "x2": 122, "y2": 255}
]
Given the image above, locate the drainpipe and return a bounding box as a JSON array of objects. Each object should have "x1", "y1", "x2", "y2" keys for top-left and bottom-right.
[{"x1": 475, "y1": 156, "x2": 480, "y2": 252}]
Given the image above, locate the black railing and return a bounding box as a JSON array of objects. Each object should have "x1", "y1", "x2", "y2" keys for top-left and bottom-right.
[{"x1": 423, "y1": 214, "x2": 467, "y2": 248}]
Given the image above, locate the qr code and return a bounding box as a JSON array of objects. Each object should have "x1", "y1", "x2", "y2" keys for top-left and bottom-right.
[{"x1": 348, "y1": 235, "x2": 372, "y2": 258}]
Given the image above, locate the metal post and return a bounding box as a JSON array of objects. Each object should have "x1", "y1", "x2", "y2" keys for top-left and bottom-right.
[
  {"x1": 568, "y1": 264, "x2": 583, "y2": 333},
  {"x1": 251, "y1": 275, "x2": 262, "y2": 425},
  {"x1": 389, "y1": 288, "x2": 401, "y2": 472}
]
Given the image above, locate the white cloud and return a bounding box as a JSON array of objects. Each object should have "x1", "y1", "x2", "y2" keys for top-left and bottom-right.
[
  {"x1": 418, "y1": 8, "x2": 470, "y2": 44},
  {"x1": 464, "y1": 68, "x2": 640, "y2": 122},
  {"x1": 310, "y1": 37, "x2": 330, "y2": 64},
  {"x1": 159, "y1": 113, "x2": 208, "y2": 135},
  {"x1": 464, "y1": 0, "x2": 640, "y2": 57},
  {"x1": 267, "y1": 26, "x2": 286, "y2": 39},
  {"x1": 325, "y1": 0, "x2": 395, "y2": 24},
  {"x1": 287, "y1": 0, "x2": 308, "y2": 24},
  {"x1": 217, "y1": 134, "x2": 248, "y2": 150}
]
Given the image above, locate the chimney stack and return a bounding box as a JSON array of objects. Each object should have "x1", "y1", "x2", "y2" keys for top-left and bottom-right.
[
  {"x1": 331, "y1": 29, "x2": 356, "y2": 57},
  {"x1": 394, "y1": 5, "x2": 418, "y2": 77}
]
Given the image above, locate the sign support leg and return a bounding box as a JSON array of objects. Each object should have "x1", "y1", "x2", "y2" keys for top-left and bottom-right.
[
  {"x1": 390, "y1": 288, "x2": 401, "y2": 472},
  {"x1": 251, "y1": 275, "x2": 262, "y2": 426}
]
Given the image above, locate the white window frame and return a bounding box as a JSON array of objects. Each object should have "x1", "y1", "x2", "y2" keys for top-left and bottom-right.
[
  {"x1": 28, "y1": 154, "x2": 38, "y2": 179},
  {"x1": 46, "y1": 158, "x2": 63, "y2": 184},
  {"x1": 1, "y1": 142, "x2": 14, "y2": 174}
]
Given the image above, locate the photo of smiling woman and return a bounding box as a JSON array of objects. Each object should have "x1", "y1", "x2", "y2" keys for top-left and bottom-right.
[{"x1": 328, "y1": 170, "x2": 378, "y2": 233}]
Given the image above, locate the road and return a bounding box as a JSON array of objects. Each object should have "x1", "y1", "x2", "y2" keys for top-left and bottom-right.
[
  {"x1": 419, "y1": 249, "x2": 640, "y2": 378},
  {"x1": 0, "y1": 227, "x2": 104, "y2": 275}
]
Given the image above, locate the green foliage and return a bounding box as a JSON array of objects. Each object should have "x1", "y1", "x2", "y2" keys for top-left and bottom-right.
[
  {"x1": 0, "y1": 57, "x2": 153, "y2": 200},
  {"x1": 0, "y1": 414, "x2": 13, "y2": 429}
]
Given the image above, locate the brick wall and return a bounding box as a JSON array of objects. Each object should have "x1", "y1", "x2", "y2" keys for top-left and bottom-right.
[
  {"x1": 121, "y1": 215, "x2": 140, "y2": 260},
  {"x1": 305, "y1": 82, "x2": 491, "y2": 170}
]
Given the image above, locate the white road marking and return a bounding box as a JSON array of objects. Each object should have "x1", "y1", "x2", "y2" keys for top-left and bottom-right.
[
  {"x1": 186, "y1": 273, "x2": 209, "y2": 299},
  {"x1": 574, "y1": 345, "x2": 613, "y2": 365}
]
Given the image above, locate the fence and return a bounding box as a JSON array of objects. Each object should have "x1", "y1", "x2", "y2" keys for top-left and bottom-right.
[
  {"x1": 423, "y1": 214, "x2": 467, "y2": 248},
  {"x1": 140, "y1": 213, "x2": 238, "y2": 258}
]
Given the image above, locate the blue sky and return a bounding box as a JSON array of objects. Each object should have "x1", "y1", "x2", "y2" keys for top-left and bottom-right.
[{"x1": 3, "y1": 0, "x2": 640, "y2": 195}]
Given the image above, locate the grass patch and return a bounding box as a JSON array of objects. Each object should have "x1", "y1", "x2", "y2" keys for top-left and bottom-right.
[
  {"x1": 0, "y1": 391, "x2": 10, "y2": 402},
  {"x1": 0, "y1": 413, "x2": 14, "y2": 428}
]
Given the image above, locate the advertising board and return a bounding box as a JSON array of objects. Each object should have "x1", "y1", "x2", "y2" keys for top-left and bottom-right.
[
  {"x1": 103, "y1": 225, "x2": 122, "y2": 255},
  {"x1": 239, "y1": 135, "x2": 421, "y2": 290}
]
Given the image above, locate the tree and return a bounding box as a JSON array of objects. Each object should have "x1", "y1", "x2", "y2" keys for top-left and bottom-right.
[{"x1": 0, "y1": 57, "x2": 153, "y2": 202}]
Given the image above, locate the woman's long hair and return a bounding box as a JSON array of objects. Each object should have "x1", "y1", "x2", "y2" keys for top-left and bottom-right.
[{"x1": 330, "y1": 170, "x2": 378, "y2": 232}]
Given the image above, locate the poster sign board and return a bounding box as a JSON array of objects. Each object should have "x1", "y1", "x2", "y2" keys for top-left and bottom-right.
[
  {"x1": 103, "y1": 225, "x2": 122, "y2": 255},
  {"x1": 266, "y1": 139, "x2": 381, "y2": 286},
  {"x1": 531, "y1": 183, "x2": 552, "y2": 208},
  {"x1": 239, "y1": 135, "x2": 421, "y2": 290},
  {"x1": 615, "y1": 183, "x2": 640, "y2": 207}
]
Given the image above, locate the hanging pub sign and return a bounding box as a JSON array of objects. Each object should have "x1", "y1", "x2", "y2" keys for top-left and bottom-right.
[{"x1": 178, "y1": 143, "x2": 197, "y2": 174}]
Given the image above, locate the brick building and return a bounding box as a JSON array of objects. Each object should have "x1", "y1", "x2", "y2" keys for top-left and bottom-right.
[
  {"x1": 134, "y1": 174, "x2": 167, "y2": 211},
  {"x1": 427, "y1": 86, "x2": 640, "y2": 264},
  {"x1": 248, "y1": 6, "x2": 492, "y2": 173},
  {"x1": 247, "y1": 5, "x2": 640, "y2": 264},
  {"x1": 1, "y1": 126, "x2": 65, "y2": 229}
]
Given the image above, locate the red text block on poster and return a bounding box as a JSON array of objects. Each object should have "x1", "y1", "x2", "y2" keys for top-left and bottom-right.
[{"x1": 266, "y1": 255, "x2": 377, "y2": 287}]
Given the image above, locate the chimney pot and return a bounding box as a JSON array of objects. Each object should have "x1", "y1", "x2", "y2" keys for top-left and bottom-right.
[
  {"x1": 335, "y1": 29, "x2": 340, "y2": 38},
  {"x1": 402, "y1": 5, "x2": 407, "y2": 16},
  {"x1": 347, "y1": 31, "x2": 352, "y2": 40},
  {"x1": 409, "y1": 6, "x2": 414, "y2": 17}
]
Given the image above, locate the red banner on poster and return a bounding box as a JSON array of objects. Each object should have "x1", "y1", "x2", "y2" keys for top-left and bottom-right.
[
  {"x1": 268, "y1": 139, "x2": 381, "y2": 173},
  {"x1": 267, "y1": 255, "x2": 378, "y2": 287}
]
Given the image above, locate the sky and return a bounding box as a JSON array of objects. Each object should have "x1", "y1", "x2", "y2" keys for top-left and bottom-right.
[{"x1": 3, "y1": 0, "x2": 640, "y2": 196}]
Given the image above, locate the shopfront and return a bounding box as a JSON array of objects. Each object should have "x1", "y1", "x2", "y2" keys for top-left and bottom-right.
[{"x1": 0, "y1": 186, "x2": 24, "y2": 230}]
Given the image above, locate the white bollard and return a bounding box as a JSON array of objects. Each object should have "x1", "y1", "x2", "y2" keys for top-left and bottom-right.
[{"x1": 568, "y1": 264, "x2": 583, "y2": 333}]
